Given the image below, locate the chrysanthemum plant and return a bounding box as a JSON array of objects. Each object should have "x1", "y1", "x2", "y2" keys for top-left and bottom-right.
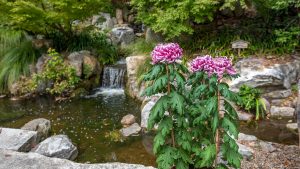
[
  {"x1": 142, "y1": 43, "x2": 192, "y2": 169},
  {"x1": 142, "y1": 44, "x2": 242, "y2": 169},
  {"x1": 188, "y1": 56, "x2": 242, "y2": 168}
]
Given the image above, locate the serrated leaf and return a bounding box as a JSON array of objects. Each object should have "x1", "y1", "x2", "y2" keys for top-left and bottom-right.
[
  {"x1": 193, "y1": 84, "x2": 207, "y2": 98},
  {"x1": 158, "y1": 116, "x2": 173, "y2": 137},
  {"x1": 195, "y1": 144, "x2": 216, "y2": 168},
  {"x1": 169, "y1": 91, "x2": 185, "y2": 114},
  {"x1": 153, "y1": 74, "x2": 168, "y2": 92},
  {"x1": 148, "y1": 95, "x2": 169, "y2": 129},
  {"x1": 153, "y1": 133, "x2": 165, "y2": 154},
  {"x1": 156, "y1": 146, "x2": 177, "y2": 169},
  {"x1": 222, "y1": 115, "x2": 238, "y2": 138}
]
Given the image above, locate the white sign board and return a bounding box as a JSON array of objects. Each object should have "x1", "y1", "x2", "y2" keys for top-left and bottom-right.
[{"x1": 231, "y1": 40, "x2": 249, "y2": 49}]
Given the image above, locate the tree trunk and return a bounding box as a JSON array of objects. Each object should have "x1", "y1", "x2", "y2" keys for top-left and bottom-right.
[{"x1": 297, "y1": 79, "x2": 300, "y2": 147}]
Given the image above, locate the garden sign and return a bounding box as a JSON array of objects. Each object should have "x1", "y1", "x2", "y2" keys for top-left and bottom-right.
[{"x1": 231, "y1": 40, "x2": 249, "y2": 57}]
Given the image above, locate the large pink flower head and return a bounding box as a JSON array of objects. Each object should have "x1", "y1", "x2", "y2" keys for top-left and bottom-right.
[
  {"x1": 189, "y1": 55, "x2": 236, "y2": 80},
  {"x1": 151, "y1": 43, "x2": 183, "y2": 64}
]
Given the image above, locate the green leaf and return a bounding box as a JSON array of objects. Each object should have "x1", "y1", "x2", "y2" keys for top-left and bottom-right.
[
  {"x1": 158, "y1": 116, "x2": 173, "y2": 137},
  {"x1": 153, "y1": 133, "x2": 165, "y2": 154},
  {"x1": 148, "y1": 95, "x2": 169, "y2": 129},
  {"x1": 156, "y1": 146, "x2": 177, "y2": 169},
  {"x1": 193, "y1": 84, "x2": 207, "y2": 98},
  {"x1": 169, "y1": 91, "x2": 185, "y2": 114},
  {"x1": 222, "y1": 115, "x2": 238, "y2": 138},
  {"x1": 195, "y1": 144, "x2": 216, "y2": 168},
  {"x1": 153, "y1": 74, "x2": 168, "y2": 92}
]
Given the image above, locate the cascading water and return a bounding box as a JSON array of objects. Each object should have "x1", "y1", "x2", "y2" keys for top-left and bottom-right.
[
  {"x1": 86, "y1": 60, "x2": 126, "y2": 98},
  {"x1": 102, "y1": 65, "x2": 126, "y2": 88}
]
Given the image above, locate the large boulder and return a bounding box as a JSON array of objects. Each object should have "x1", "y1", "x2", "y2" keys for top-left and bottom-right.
[
  {"x1": 67, "y1": 51, "x2": 100, "y2": 78},
  {"x1": 92, "y1": 13, "x2": 116, "y2": 31},
  {"x1": 145, "y1": 28, "x2": 163, "y2": 43},
  {"x1": 111, "y1": 26, "x2": 134, "y2": 46},
  {"x1": 21, "y1": 118, "x2": 51, "y2": 142},
  {"x1": 0, "y1": 149, "x2": 156, "y2": 169},
  {"x1": 120, "y1": 123, "x2": 141, "y2": 137},
  {"x1": 126, "y1": 56, "x2": 148, "y2": 101},
  {"x1": 0, "y1": 128, "x2": 37, "y2": 152},
  {"x1": 263, "y1": 89, "x2": 292, "y2": 99},
  {"x1": 36, "y1": 54, "x2": 50, "y2": 74},
  {"x1": 229, "y1": 58, "x2": 300, "y2": 91},
  {"x1": 32, "y1": 135, "x2": 78, "y2": 160},
  {"x1": 270, "y1": 106, "x2": 295, "y2": 117}
]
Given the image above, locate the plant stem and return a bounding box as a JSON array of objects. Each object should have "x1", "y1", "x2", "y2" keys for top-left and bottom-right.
[
  {"x1": 215, "y1": 82, "x2": 221, "y2": 167},
  {"x1": 166, "y1": 65, "x2": 176, "y2": 147}
]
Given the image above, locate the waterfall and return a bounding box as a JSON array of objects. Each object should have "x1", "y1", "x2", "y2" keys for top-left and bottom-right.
[
  {"x1": 85, "y1": 60, "x2": 126, "y2": 98},
  {"x1": 102, "y1": 66, "x2": 126, "y2": 89}
]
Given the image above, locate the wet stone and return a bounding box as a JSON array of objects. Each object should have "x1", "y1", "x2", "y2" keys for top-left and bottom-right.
[{"x1": 0, "y1": 128, "x2": 37, "y2": 152}]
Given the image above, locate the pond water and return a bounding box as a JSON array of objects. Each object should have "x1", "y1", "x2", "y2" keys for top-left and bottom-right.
[
  {"x1": 0, "y1": 89, "x2": 298, "y2": 166},
  {"x1": 0, "y1": 89, "x2": 156, "y2": 166}
]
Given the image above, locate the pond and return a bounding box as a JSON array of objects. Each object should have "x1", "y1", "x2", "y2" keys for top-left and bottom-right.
[
  {"x1": 0, "y1": 89, "x2": 298, "y2": 167},
  {"x1": 0, "y1": 89, "x2": 156, "y2": 166}
]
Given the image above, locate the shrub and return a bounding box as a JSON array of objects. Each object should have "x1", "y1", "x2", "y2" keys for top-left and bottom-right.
[
  {"x1": 0, "y1": 29, "x2": 40, "y2": 93},
  {"x1": 237, "y1": 85, "x2": 266, "y2": 120},
  {"x1": 33, "y1": 49, "x2": 80, "y2": 96}
]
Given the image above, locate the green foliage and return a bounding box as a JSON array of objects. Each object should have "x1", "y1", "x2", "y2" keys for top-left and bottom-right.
[
  {"x1": 33, "y1": 49, "x2": 80, "y2": 96},
  {"x1": 126, "y1": 38, "x2": 157, "y2": 55},
  {"x1": 0, "y1": 0, "x2": 112, "y2": 35},
  {"x1": 142, "y1": 62, "x2": 191, "y2": 169},
  {"x1": 188, "y1": 72, "x2": 242, "y2": 168},
  {"x1": 237, "y1": 85, "x2": 266, "y2": 120},
  {"x1": 49, "y1": 29, "x2": 118, "y2": 65},
  {"x1": 142, "y1": 59, "x2": 241, "y2": 168},
  {"x1": 0, "y1": 30, "x2": 39, "y2": 93}
]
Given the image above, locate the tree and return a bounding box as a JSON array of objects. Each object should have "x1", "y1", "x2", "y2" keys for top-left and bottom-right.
[
  {"x1": 0, "y1": 0, "x2": 112, "y2": 37},
  {"x1": 131, "y1": 0, "x2": 300, "y2": 39}
]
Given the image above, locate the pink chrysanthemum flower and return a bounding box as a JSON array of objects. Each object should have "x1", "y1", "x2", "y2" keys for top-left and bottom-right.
[
  {"x1": 151, "y1": 43, "x2": 183, "y2": 64},
  {"x1": 189, "y1": 55, "x2": 236, "y2": 80}
]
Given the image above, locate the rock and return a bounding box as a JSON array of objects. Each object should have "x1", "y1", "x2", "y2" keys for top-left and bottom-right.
[
  {"x1": 70, "y1": 88, "x2": 88, "y2": 98},
  {"x1": 128, "y1": 14, "x2": 135, "y2": 23},
  {"x1": 83, "y1": 53, "x2": 100, "y2": 78},
  {"x1": 238, "y1": 111, "x2": 254, "y2": 121},
  {"x1": 229, "y1": 59, "x2": 300, "y2": 91},
  {"x1": 93, "y1": 13, "x2": 116, "y2": 30},
  {"x1": 116, "y1": 8, "x2": 123, "y2": 25},
  {"x1": 21, "y1": 118, "x2": 51, "y2": 142},
  {"x1": 263, "y1": 89, "x2": 292, "y2": 99},
  {"x1": 238, "y1": 143, "x2": 254, "y2": 160},
  {"x1": 121, "y1": 114, "x2": 136, "y2": 127},
  {"x1": 126, "y1": 56, "x2": 148, "y2": 101},
  {"x1": 270, "y1": 106, "x2": 295, "y2": 117},
  {"x1": 120, "y1": 123, "x2": 141, "y2": 137},
  {"x1": 145, "y1": 28, "x2": 163, "y2": 43},
  {"x1": 238, "y1": 133, "x2": 258, "y2": 142},
  {"x1": 36, "y1": 54, "x2": 50, "y2": 74},
  {"x1": 67, "y1": 51, "x2": 99, "y2": 78},
  {"x1": 259, "y1": 141, "x2": 276, "y2": 153},
  {"x1": 67, "y1": 51, "x2": 85, "y2": 77},
  {"x1": 32, "y1": 135, "x2": 78, "y2": 160},
  {"x1": 0, "y1": 149, "x2": 156, "y2": 169},
  {"x1": 141, "y1": 95, "x2": 163, "y2": 128},
  {"x1": 286, "y1": 123, "x2": 297, "y2": 132},
  {"x1": 0, "y1": 128, "x2": 37, "y2": 152},
  {"x1": 111, "y1": 26, "x2": 134, "y2": 46}
]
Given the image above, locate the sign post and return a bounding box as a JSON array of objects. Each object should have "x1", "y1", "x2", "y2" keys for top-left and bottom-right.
[{"x1": 231, "y1": 40, "x2": 249, "y2": 57}]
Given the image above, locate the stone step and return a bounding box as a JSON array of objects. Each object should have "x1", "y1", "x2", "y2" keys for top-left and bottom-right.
[{"x1": 0, "y1": 128, "x2": 37, "y2": 152}]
